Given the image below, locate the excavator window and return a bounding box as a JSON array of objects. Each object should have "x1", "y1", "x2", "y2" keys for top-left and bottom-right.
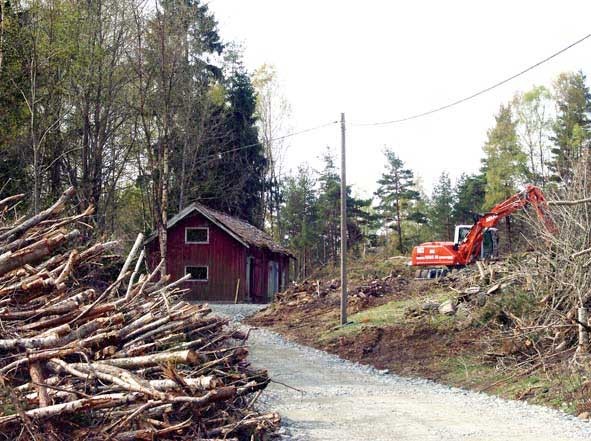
[
  {"x1": 481, "y1": 229, "x2": 499, "y2": 259},
  {"x1": 454, "y1": 226, "x2": 472, "y2": 244},
  {"x1": 482, "y1": 231, "x2": 493, "y2": 257}
]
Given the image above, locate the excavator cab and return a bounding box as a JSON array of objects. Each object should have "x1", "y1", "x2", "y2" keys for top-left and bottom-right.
[
  {"x1": 454, "y1": 225, "x2": 472, "y2": 245},
  {"x1": 454, "y1": 225, "x2": 499, "y2": 260}
]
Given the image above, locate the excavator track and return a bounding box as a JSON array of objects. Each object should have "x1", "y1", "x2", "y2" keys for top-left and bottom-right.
[{"x1": 414, "y1": 268, "x2": 449, "y2": 280}]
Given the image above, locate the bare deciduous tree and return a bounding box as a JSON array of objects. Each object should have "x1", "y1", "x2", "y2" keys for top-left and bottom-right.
[{"x1": 253, "y1": 64, "x2": 291, "y2": 238}]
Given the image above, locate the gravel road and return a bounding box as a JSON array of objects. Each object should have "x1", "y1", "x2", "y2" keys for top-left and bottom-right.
[{"x1": 211, "y1": 304, "x2": 591, "y2": 441}]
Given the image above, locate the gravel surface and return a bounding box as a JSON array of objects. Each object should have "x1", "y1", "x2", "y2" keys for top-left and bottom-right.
[{"x1": 211, "y1": 304, "x2": 591, "y2": 441}]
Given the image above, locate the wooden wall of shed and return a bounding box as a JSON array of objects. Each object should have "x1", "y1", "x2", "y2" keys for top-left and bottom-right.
[
  {"x1": 146, "y1": 213, "x2": 247, "y2": 302},
  {"x1": 247, "y1": 248, "x2": 290, "y2": 303}
]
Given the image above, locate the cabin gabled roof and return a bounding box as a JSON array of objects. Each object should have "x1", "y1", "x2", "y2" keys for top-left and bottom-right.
[{"x1": 146, "y1": 202, "x2": 293, "y2": 257}]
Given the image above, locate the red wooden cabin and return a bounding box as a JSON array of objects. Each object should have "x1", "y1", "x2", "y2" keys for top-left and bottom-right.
[{"x1": 145, "y1": 203, "x2": 293, "y2": 303}]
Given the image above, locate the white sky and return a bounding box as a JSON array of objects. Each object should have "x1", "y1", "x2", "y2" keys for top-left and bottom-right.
[{"x1": 209, "y1": 0, "x2": 591, "y2": 198}]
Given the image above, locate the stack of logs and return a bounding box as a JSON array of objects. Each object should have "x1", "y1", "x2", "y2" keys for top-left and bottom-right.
[{"x1": 0, "y1": 188, "x2": 279, "y2": 440}]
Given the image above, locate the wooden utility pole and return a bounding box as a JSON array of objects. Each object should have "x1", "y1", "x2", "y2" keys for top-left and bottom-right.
[{"x1": 340, "y1": 112, "x2": 348, "y2": 325}]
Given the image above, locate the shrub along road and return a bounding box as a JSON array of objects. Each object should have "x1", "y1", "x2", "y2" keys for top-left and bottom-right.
[{"x1": 213, "y1": 304, "x2": 591, "y2": 441}]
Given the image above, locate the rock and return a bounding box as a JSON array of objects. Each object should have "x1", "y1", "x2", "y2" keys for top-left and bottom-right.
[
  {"x1": 456, "y1": 303, "x2": 470, "y2": 319},
  {"x1": 438, "y1": 299, "x2": 457, "y2": 315},
  {"x1": 477, "y1": 292, "x2": 487, "y2": 307},
  {"x1": 463, "y1": 286, "x2": 481, "y2": 295},
  {"x1": 421, "y1": 301, "x2": 440, "y2": 312},
  {"x1": 577, "y1": 411, "x2": 590, "y2": 420}
]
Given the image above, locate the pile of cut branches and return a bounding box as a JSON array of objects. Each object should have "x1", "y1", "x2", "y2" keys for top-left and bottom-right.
[
  {"x1": 454, "y1": 166, "x2": 591, "y2": 369},
  {"x1": 276, "y1": 272, "x2": 408, "y2": 306},
  {"x1": 0, "y1": 188, "x2": 278, "y2": 440}
]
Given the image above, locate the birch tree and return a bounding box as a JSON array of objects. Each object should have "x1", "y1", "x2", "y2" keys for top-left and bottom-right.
[
  {"x1": 513, "y1": 86, "x2": 553, "y2": 186},
  {"x1": 253, "y1": 64, "x2": 291, "y2": 238}
]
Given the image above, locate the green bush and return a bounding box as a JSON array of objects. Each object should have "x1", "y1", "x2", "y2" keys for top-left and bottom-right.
[{"x1": 475, "y1": 288, "x2": 537, "y2": 326}]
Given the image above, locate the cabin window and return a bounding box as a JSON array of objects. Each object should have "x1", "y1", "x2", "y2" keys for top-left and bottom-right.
[
  {"x1": 185, "y1": 227, "x2": 209, "y2": 244},
  {"x1": 185, "y1": 266, "x2": 208, "y2": 282}
]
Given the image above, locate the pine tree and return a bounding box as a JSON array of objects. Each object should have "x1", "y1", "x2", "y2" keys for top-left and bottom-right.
[
  {"x1": 275, "y1": 149, "x2": 376, "y2": 274},
  {"x1": 375, "y1": 148, "x2": 421, "y2": 253},
  {"x1": 315, "y1": 149, "x2": 341, "y2": 263},
  {"x1": 281, "y1": 165, "x2": 317, "y2": 278},
  {"x1": 187, "y1": 63, "x2": 267, "y2": 228},
  {"x1": 347, "y1": 194, "x2": 375, "y2": 254}
]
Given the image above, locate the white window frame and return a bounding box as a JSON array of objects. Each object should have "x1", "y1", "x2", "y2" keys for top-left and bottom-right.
[
  {"x1": 185, "y1": 227, "x2": 209, "y2": 244},
  {"x1": 185, "y1": 265, "x2": 209, "y2": 282}
]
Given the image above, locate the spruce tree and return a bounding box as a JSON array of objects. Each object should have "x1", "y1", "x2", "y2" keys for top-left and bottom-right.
[
  {"x1": 549, "y1": 71, "x2": 591, "y2": 184},
  {"x1": 452, "y1": 173, "x2": 486, "y2": 225},
  {"x1": 428, "y1": 172, "x2": 455, "y2": 241}
]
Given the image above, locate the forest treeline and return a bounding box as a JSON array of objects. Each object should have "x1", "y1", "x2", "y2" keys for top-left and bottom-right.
[
  {"x1": 1, "y1": 0, "x2": 590, "y2": 279},
  {"x1": 0, "y1": 0, "x2": 282, "y2": 274},
  {"x1": 282, "y1": 71, "x2": 591, "y2": 277}
]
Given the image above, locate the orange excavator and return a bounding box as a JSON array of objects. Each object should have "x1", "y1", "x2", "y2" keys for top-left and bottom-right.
[{"x1": 411, "y1": 184, "x2": 555, "y2": 278}]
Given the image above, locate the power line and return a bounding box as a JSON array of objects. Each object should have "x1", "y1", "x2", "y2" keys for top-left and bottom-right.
[
  {"x1": 353, "y1": 32, "x2": 591, "y2": 127},
  {"x1": 202, "y1": 120, "x2": 338, "y2": 160}
]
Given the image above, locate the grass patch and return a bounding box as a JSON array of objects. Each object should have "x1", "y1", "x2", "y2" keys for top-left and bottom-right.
[
  {"x1": 502, "y1": 374, "x2": 549, "y2": 399},
  {"x1": 441, "y1": 356, "x2": 587, "y2": 415},
  {"x1": 442, "y1": 357, "x2": 550, "y2": 401},
  {"x1": 352, "y1": 299, "x2": 413, "y2": 326},
  {"x1": 428, "y1": 312, "x2": 456, "y2": 332},
  {"x1": 442, "y1": 356, "x2": 501, "y2": 388},
  {"x1": 318, "y1": 299, "x2": 414, "y2": 342},
  {"x1": 542, "y1": 371, "x2": 589, "y2": 414},
  {"x1": 319, "y1": 292, "x2": 457, "y2": 342},
  {"x1": 320, "y1": 322, "x2": 367, "y2": 340}
]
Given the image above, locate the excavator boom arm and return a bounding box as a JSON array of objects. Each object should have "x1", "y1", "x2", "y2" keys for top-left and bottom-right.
[{"x1": 455, "y1": 185, "x2": 555, "y2": 265}]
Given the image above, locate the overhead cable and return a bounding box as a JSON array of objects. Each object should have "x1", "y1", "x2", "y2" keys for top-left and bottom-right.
[
  {"x1": 203, "y1": 120, "x2": 338, "y2": 159},
  {"x1": 353, "y1": 33, "x2": 591, "y2": 127}
]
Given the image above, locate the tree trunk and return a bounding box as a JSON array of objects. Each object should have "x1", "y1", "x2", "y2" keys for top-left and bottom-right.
[
  {"x1": 103, "y1": 349, "x2": 199, "y2": 368},
  {"x1": 31, "y1": 60, "x2": 40, "y2": 214},
  {"x1": 0, "y1": 0, "x2": 4, "y2": 73},
  {"x1": 179, "y1": 138, "x2": 187, "y2": 212},
  {"x1": 29, "y1": 362, "x2": 51, "y2": 407},
  {"x1": 578, "y1": 306, "x2": 589, "y2": 353},
  {"x1": 505, "y1": 216, "x2": 512, "y2": 252},
  {"x1": 159, "y1": 137, "x2": 168, "y2": 278},
  {"x1": 395, "y1": 199, "x2": 403, "y2": 253}
]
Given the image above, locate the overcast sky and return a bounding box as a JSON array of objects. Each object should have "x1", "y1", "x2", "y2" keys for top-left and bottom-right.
[{"x1": 209, "y1": 0, "x2": 591, "y2": 198}]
